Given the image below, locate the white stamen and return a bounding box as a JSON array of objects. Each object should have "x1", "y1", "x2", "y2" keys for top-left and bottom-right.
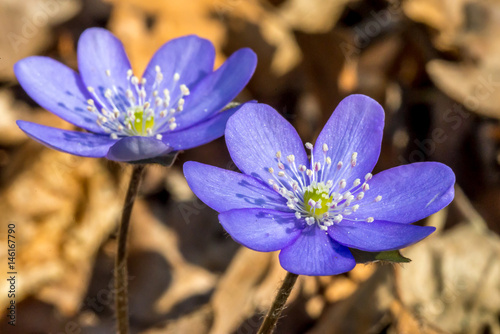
[{"x1": 263, "y1": 149, "x2": 379, "y2": 230}]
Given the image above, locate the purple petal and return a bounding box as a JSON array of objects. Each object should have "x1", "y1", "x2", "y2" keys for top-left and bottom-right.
[
  {"x1": 183, "y1": 161, "x2": 291, "y2": 212},
  {"x1": 329, "y1": 220, "x2": 436, "y2": 252},
  {"x1": 353, "y1": 162, "x2": 455, "y2": 223},
  {"x1": 77, "y1": 28, "x2": 132, "y2": 109},
  {"x1": 225, "y1": 103, "x2": 308, "y2": 183},
  {"x1": 313, "y1": 95, "x2": 384, "y2": 187},
  {"x1": 174, "y1": 48, "x2": 257, "y2": 130},
  {"x1": 17, "y1": 120, "x2": 115, "y2": 157},
  {"x1": 106, "y1": 136, "x2": 173, "y2": 162},
  {"x1": 161, "y1": 103, "x2": 243, "y2": 151},
  {"x1": 142, "y1": 35, "x2": 215, "y2": 106},
  {"x1": 14, "y1": 57, "x2": 103, "y2": 134},
  {"x1": 218, "y1": 209, "x2": 303, "y2": 252},
  {"x1": 279, "y1": 226, "x2": 356, "y2": 276}
]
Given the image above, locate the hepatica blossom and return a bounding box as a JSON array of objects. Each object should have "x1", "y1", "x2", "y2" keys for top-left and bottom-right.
[
  {"x1": 15, "y1": 28, "x2": 257, "y2": 163},
  {"x1": 184, "y1": 95, "x2": 455, "y2": 276}
]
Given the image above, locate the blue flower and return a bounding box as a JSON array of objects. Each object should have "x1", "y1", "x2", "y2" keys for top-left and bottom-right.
[
  {"x1": 15, "y1": 28, "x2": 257, "y2": 164},
  {"x1": 183, "y1": 95, "x2": 455, "y2": 276}
]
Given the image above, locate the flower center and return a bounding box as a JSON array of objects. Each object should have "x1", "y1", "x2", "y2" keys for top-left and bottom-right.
[
  {"x1": 127, "y1": 107, "x2": 155, "y2": 136},
  {"x1": 85, "y1": 66, "x2": 190, "y2": 140},
  {"x1": 267, "y1": 143, "x2": 382, "y2": 230},
  {"x1": 303, "y1": 184, "x2": 333, "y2": 217}
]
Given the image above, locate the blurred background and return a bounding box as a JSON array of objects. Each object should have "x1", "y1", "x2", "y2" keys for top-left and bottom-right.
[{"x1": 0, "y1": 0, "x2": 500, "y2": 333}]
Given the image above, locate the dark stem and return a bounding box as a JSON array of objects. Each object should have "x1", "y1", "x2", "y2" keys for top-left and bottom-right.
[
  {"x1": 115, "y1": 164, "x2": 145, "y2": 334},
  {"x1": 257, "y1": 272, "x2": 299, "y2": 334}
]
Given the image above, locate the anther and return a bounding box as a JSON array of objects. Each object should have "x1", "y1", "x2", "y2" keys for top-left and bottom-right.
[
  {"x1": 351, "y1": 152, "x2": 358, "y2": 167},
  {"x1": 366, "y1": 217, "x2": 374, "y2": 223},
  {"x1": 322, "y1": 143, "x2": 328, "y2": 152},
  {"x1": 177, "y1": 98, "x2": 185, "y2": 111},
  {"x1": 180, "y1": 84, "x2": 190, "y2": 96},
  {"x1": 305, "y1": 142, "x2": 313, "y2": 150},
  {"x1": 337, "y1": 161, "x2": 343, "y2": 170},
  {"x1": 374, "y1": 195, "x2": 382, "y2": 202},
  {"x1": 364, "y1": 173, "x2": 373, "y2": 181},
  {"x1": 105, "y1": 69, "x2": 111, "y2": 77},
  {"x1": 276, "y1": 151, "x2": 281, "y2": 159},
  {"x1": 104, "y1": 89, "x2": 112, "y2": 99},
  {"x1": 173, "y1": 73, "x2": 180, "y2": 81}
]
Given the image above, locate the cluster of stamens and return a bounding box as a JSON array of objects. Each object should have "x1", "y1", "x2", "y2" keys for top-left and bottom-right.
[
  {"x1": 85, "y1": 66, "x2": 190, "y2": 139},
  {"x1": 268, "y1": 143, "x2": 382, "y2": 231}
]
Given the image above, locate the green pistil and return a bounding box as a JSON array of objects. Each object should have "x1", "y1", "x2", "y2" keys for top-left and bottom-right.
[
  {"x1": 304, "y1": 186, "x2": 333, "y2": 217},
  {"x1": 127, "y1": 107, "x2": 154, "y2": 135}
]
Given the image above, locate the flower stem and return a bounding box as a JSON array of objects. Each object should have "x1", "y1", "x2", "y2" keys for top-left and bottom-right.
[
  {"x1": 115, "y1": 164, "x2": 145, "y2": 334},
  {"x1": 257, "y1": 271, "x2": 299, "y2": 334}
]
